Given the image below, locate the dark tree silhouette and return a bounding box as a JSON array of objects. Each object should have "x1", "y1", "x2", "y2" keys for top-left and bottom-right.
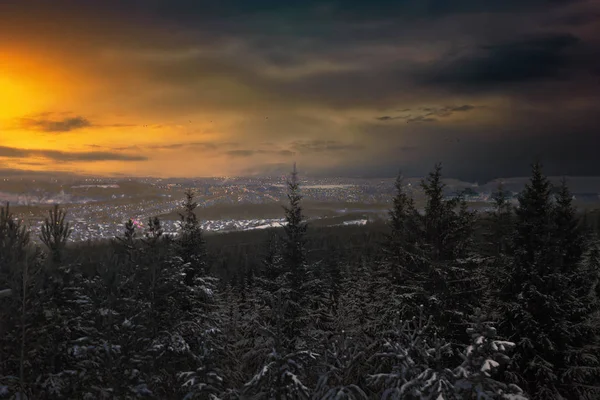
[{"x1": 39, "y1": 205, "x2": 72, "y2": 264}]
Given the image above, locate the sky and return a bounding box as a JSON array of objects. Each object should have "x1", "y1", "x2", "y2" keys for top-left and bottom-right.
[{"x1": 0, "y1": 0, "x2": 599, "y2": 182}]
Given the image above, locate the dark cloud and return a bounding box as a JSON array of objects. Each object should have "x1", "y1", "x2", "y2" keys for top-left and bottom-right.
[
  {"x1": 352, "y1": 111, "x2": 600, "y2": 183},
  {"x1": 423, "y1": 33, "x2": 583, "y2": 90},
  {"x1": 376, "y1": 105, "x2": 478, "y2": 123},
  {"x1": 14, "y1": 113, "x2": 137, "y2": 133},
  {"x1": 406, "y1": 116, "x2": 437, "y2": 123},
  {"x1": 0, "y1": 146, "x2": 147, "y2": 162},
  {"x1": 19, "y1": 116, "x2": 92, "y2": 132},
  {"x1": 77, "y1": 0, "x2": 582, "y2": 26}
]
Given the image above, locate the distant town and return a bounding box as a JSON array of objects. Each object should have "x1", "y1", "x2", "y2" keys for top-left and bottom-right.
[{"x1": 1, "y1": 175, "x2": 599, "y2": 243}]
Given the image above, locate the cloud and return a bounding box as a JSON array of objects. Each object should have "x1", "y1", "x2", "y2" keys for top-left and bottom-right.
[
  {"x1": 145, "y1": 142, "x2": 242, "y2": 152},
  {"x1": 290, "y1": 140, "x2": 364, "y2": 153},
  {"x1": 225, "y1": 149, "x2": 255, "y2": 157},
  {"x1": 14, "y1": 113, "x2": 138, "y2": 133},
  {"x1": 423, "y1": 33, "x2": 582, "y2": 90},
  {"x1": 0, "y1": 168, "x2": 79, "y2": 178},
  {"x1": 406, "y1": 116, "x2": 437, "y2": 123},
  {"x1": 376, "y1": 104, "x2": 478, "y2": 123},
  {"x1": 2, "y1": 0, "x2": 600, "y2": 180},
  {"x1": 19, "y1": 115, "x2": 92, "y2": 132},
  {"x1": 0, "y1": 146, "x2": 147, "y2": 162},
  {"x1": 225, "y1": 149, "x2": 296, "y2": 157},
  {"x1": 240, "y1": 162, "x2": 295, "y2": 176}
]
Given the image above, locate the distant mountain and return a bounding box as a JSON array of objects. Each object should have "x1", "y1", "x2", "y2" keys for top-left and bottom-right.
[{"x1": 481, "y1": 176, "x2": 600, "y2": 194}]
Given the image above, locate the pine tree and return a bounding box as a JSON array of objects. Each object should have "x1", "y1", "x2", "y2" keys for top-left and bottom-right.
[
  {"x1": 384, "y1": 173, "x2": 420, "y2": 292},
  {"x1": 262, "y1": 231, "x2": 284, "y2": 289},
  {"x1": 488, "y1": 184, "x2": 514, "y2": 257},
  {"x1": 482, "y1": 184, "x2": 514, "y2": 316},
  {"x1": 499, "y1": 163, "x2": 600, "y2": 399},
  {"x1": 143, "y1": 216, "x2": 163, "y2": 245},
  {"x1": 39, "y1": 204, "x2": 72, "y2": 264},
  {"x1": 0, "y1": 203, "x2": 30, "y2": 273},
  {"x1": 454, "y1": 309, "x2": 527, "y2": 399},
  {"x1": 115, "y1": 218, "x2": 137, "y2": 262},
  {"x1": 283, "y1": 163, "x2": 307, "y2": 292},
  {"x1": 395, "y1": 164, "x2": 480, "y2": 346},
  {"x1": 581, "y1": 234, "x2": 600, "y2": 299},
  {"x1": 552, "y1": 177, "x2": 584, "y2": 273},
  {"x1": 177, "y1": 189, "x2": 207, "y2": 286},
  {"x1": 314, "y1": 329, "x2": 369, "y2": 400},
  {"x1": 281, "y1": 163, "x2": 309, "y2": 347},
  {"x1": 242, "y1": 291, "x2": 316, "y2": 399},
  {"x1": 0, "y1": 203, "x2": 36, "y2": 397}
]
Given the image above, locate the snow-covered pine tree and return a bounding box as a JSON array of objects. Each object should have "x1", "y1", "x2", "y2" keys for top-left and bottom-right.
[
  {"x1": 218, "y1": 282, "x2": 262, "y2": 392},
  {"x1": 368, "y1": 307, "x2": 528, "y2": 400},
  {"x1": 313, "y1": 329, "x2": 370, "y2": 400},
  {"x1": 342, "y1": 256, "x2": 394, "y2": 340},
  {"x1": 367, "y1": 307, "x2": 453, "y2": 398},
  {"x1": 260, "y1": 231, "x2": 285, "y2": 293},
  {"x1": 325, "y1": 250, "x2": 343, "y2": 313},
  {"x1": 254, "y1": 231, "x2": 287, "y2": 337},
  {"x1": 581, "y1": 234, "x2": 600, "y2": 300},
  {"x1": 243, "y1": 290, "x2": 317, "y2": 399},
  {"x1": 398, "y1": 164, "x2": 480, "y2": 347},
  {"x1": 481, "y1": 184, "x2": 514, "y2": 317},
  {"x1": 454, "y1": 309, "x2": 527, "y2": 399},
  {"x1": 144, "y1": 253, "x2": 223, "y2": 399},
  {"x1": 282, "y1": 163, "x2": 309, "y2": 348},
  {"x1": 37, "y1": 261, "x2": 128, "y2": 399},
  {"x1": 499, "y1": 163, "x2": 600, "y2": 399},
  {"x1": 487, "y1": 184, "x2": 514, "y2": 257},
  {"x1": 177, "y1": 189, "x2": 208, "y2": 286},
  {"x1": 384, "y1": 173, "x2": 420, "y2": 292},
  {"x1": 108, "y1": 261, "x2": 154, "y2": 398},
  {"x1": 283, "y1": 163, "x2": 307, "y2": 288},
  {"x1": 552, "y1": 177, "x2": 585, "y2": 273}
]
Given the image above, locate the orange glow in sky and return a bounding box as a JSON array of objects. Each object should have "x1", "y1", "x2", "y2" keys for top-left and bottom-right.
[{"x1": 1, "y1": 0, "x2": 597, "y2": 180}]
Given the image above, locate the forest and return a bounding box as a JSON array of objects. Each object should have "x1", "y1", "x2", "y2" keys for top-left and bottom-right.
[{"x1": 1, "y1": 162, "x2": 600, "y2": 399}]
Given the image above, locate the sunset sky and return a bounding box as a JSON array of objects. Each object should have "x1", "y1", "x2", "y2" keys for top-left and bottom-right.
[{"x1": 1, "y1": 0, "x2": 599, "y2": 182}]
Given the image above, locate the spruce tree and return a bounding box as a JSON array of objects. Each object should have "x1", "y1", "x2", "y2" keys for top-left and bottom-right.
[
  {"x1": 242, "y1": 290, "x2": 316, "y2": 399},
  {"x1": 395, "y1": 164, "x2": 480, "y2": 346},
  {"x1": 384, "y1": 173, "x2": 420, "y2": 292},
  {"x1": 552, "y1": 177, "x2": 584, "y2": 273},
  {"x1": 488, "y1": 184, "x2": 514, "y2": 257},
  {"x1": 283, "y1": 163, "x2": 307, "y2": 292},
  {"x1": 581, "y1": 234, "x2": 600, "y2": 300},
  {"x1": 177, "y1": 189, "x2": 207, "y2": 286},
  {"x1": 481, "y1": 184, "x2": 515, "y2": 315},
  {"x1": 281, "y1": 163, "x2": 308, "y2": 346},
  {"x1": 499, "y1": 163, "x2": 600, "y2": 399}
]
